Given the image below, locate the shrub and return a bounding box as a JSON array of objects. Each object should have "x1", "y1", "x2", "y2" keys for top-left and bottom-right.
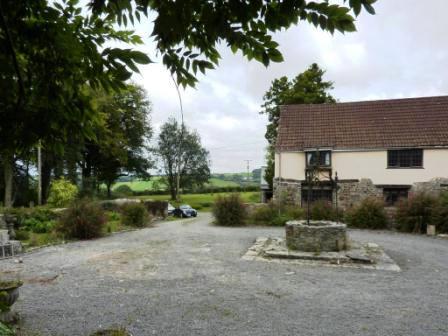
[
  {"x1": 23, "y1": 217, "x2": 56, "y2": 233},
  {"x1": 47, "y1": 178, "x2": 78, "y2": 207},
  {"x1": 142, "y1": 200, "x2": 167, "y2": 217},
  {"x1": 11, "y1": 207, "x2": 58, "y2": 233},
  {"x1": 430, "y1": 192, "x2": 448, "y2": 234},
  {"x1": 58, "y1": 199, "x2": 106, "y2": 239},
  {"x1": 284, "y1": 205, "x2": 305, "y2": 220},
  {"x1": 15, "y1": 229, "x2": 30, "y2": 241},
  {"x1": 114, "y1": 184, "x2": 134, "y2": 196},
  {"x1": 251, "y1": 203, "x2": 277, "y2": 223},
  {"x1": 395, "y1": 192, "x2": 437, "y2": 233},
  {"x1": 248, "y1": 203, "x2": 304, "y2": 226},
  {"x1": 345, "y1": 197, "x2": 388, "y2": 229},
  {"x1": 121, "y1": 203, "x2": 150, "y2": 227},
  {"x1": 212, "y1": 193, "x2": 247, "y2": 226},
  {"x1": 308, "y1": 200, "x2": 340, "y2": 221}
]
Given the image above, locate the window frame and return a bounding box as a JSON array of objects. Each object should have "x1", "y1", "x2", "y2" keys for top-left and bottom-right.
[
  {"x1": 305, "y1": 150, "x2": 332, "y2": 168},
  {"x1": 383, "y1": 187, "x2": 410, "y2": 206},
  {"x1": 387, "y1": 149, "x2": 423, "y2": 169}
]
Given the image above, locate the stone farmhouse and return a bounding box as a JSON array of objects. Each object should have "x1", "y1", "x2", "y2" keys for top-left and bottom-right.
[{"x1": 274, "y1": 96, "x2": 448, "y2": 209}]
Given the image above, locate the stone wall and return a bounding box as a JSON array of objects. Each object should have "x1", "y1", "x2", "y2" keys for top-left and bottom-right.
[
  {"x1": 273, "y1": 178, "x2": 301, "y2": 205},
  {"x1": 274, "y1": 177, "x2": 448, "y2": 210},
  {"x1": 285, "y1": 220, "x2": 348, "y2": 252},
  {"x1": 336, "y1": 179, "x2": 383, "y2": 210},
  {"x1": 410, "y1": 178, "x2": 448, "y2": 196}
]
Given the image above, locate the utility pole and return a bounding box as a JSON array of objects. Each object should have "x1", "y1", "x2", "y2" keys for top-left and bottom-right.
[
  {"x1": 245, "y1": 160, "x2": 252, "y2": 189},
  {"x1": 172, "y1": 75, "x2": 184, "y2": 202}
]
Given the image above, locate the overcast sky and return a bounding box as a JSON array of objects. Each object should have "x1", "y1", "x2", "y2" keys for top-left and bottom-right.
[{"x1": 130, "y1": 0, "x2": 448, "y2": 173}]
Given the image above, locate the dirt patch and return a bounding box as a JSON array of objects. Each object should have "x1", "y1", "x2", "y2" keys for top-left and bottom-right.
[{"x1": 86, "y1": 240, "x2": 171, "y2": 279}]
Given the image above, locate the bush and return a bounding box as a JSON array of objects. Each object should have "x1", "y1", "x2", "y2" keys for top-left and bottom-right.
[
  {"x1": 250, "y1": 203, "x2": 278, "y2": 223},
  {"x1": 47, "y1": 178, "x2": 78, "y2": 207},
  {"x1": 345, "y1": 197, "x2": 388, "y2": 229},
  {"x1": 10, "y1": 207, "x2": 58, "y2": 233},
  {"x1": 58, "y1": 199, "x2": 106, "y2": 239},
  {"x1": 212, "y1": 193, "x2": 247, "y2": 226},
  {"x1": 395, "y1": 192, "x2": 437, "y2": 233},
  {"x1": 248, "y1": 203, "x2": 304, "y2": 226},
  {"x1": 23, "y1": 217, "x2": 56, "y2": 233},
  {"x1": 431, "y1": 192, "x2": 448, "y2": 233},
  {"x1": 308, "y1": 200, "x2": 340, "y2": 221},
  {"x1": 121, "y1": 203, "x2": 150, "y2": 227},
  {"x1": 114, "y1": 184, "x2": 134, "y2": 196},
  {"x1": 142, "y1": 200, "x2": 167, "y2": 217},
  {"x1": 15, "y1": 229, "x2": 30, "y2": 241}
]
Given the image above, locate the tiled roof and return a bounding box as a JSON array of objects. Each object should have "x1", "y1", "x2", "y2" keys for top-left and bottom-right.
[{"x1": 276, "y1": 96, "x2": 448, "y2": 151}]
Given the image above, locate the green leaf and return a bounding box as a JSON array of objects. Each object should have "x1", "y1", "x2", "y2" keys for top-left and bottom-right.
[
  {"x1": 130, "y1": 51, "x2": 151, "y2": 64},
  {"x1": 268, "y1": 49, "x2": 283, "y2": 63}
]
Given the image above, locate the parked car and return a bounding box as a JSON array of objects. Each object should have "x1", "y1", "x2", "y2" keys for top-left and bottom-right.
[
  {"x1": 173, "y1": 204, "x2": 198, "y2": 218},
  {"x1": 167, "y1": 203, "x2": 175, "y2": 216}
]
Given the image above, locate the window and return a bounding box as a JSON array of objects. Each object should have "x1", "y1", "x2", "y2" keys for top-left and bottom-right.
[
  {"x1": 383, "y1": 187, "x2": 409, "y2": 206},
  {"x1": 387, "y1": 149, "x2": 423, "y2": 168},
  {"x1": 306, "y1": 151, "x2": 331, "y2": 167}
]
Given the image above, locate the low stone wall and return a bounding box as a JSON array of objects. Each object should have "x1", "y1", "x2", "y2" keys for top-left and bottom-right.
[
  {"x1": 273, "y1": 178, "x2": 301, "y2": 205},
  {"x1": 336, "y1": 179, "x2": 382, "y2": 210},
  {"x1": 411, "y1": 178, "x2": 448, "y2": 196},
  {"x1": 285, "y1": 220, "x2": 348, "y2": 252},
  {"x1": 273, "y1": 177, "x2": 448, "y2": 210}
]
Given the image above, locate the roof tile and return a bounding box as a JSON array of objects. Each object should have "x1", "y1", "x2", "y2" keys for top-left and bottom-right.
[{"x1": 276, "y1": 96, "x2": 448, "y2": 151}]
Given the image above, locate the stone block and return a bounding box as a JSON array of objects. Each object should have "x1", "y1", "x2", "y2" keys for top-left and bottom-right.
[{"x1": 285, "y1": 220, "x2": 348, "y2": 252}]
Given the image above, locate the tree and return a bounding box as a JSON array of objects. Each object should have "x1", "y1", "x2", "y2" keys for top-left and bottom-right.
[
  {"x1": 89, "y1": 0, "x2": 376, "y2": 87},
  {"x1": 0, "y1": 0, "x2": 151, "y2": 206},
  {"x1": 260, "y1": 63, "x2": 336, "y2": 188},
  {"x1": 157, "y1": 119, "x2": 210, "y2": 200},
  {"x1": 91, "y1": 84, "x2": 153, "y2": 197}
]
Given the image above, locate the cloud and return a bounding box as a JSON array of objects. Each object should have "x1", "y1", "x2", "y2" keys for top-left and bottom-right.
[{"x1": 132, "y1": 0, "x2": 448, "y2": 172}]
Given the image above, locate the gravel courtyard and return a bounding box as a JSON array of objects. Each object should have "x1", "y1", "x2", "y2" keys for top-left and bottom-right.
[{"x1": 1, "y1": 213, "x2": 448, "y2": 336}]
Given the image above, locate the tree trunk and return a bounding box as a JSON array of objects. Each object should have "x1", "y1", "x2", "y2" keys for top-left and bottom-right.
[
  {"x1": 3, "y1": 153, "x2": 14, "y2": 208},
  {"x1": 41, "y1": 150, "x2": 54, "y2": 205},
  {"x1": 106, "y1": 183, "x2": 112, "y2": 198}
]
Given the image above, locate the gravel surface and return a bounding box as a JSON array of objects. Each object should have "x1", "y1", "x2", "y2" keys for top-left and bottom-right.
[{"x1": 1, "y1": 213, "x2": 448, "y2": 336}]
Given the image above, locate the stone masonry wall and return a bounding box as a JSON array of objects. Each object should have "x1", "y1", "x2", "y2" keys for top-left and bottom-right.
[
  {"x1": 336, "y1": 179, "x2": 383, "y2": 210},
  {"x1": 273, "y1": 178, "x2": 301, "y2": 205},
  {"x1": 410, "y1": 178, "x2": 448, "y2": 196},
  {"x1": 274, "y1": 177, "x2": 448, "y2": 210}
]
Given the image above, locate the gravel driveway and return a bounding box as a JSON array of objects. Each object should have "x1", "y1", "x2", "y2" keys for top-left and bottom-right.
[{"x1": 1, "y1": 213, "x2": 448, "y2": 336}]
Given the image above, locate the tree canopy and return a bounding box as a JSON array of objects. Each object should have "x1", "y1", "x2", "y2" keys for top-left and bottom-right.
[
  {"x1": 89, "y1": 0, "x2": 376, "y2": 86},
  {"x1": 157, "y1": 118, "x2": 210, "y2": 200},
  {"x1": 261, "y1": 63, "x2": 336, "y2": 188}
]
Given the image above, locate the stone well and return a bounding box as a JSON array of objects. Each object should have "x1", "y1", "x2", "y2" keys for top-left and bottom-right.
[{"x1": 285, "y1": 220, "x2": 348, "y2": 252}]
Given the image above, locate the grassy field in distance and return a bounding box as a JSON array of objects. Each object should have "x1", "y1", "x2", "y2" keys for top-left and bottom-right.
[{"x1": 136, "y1": 191, "x2": 260, "y2": 211}]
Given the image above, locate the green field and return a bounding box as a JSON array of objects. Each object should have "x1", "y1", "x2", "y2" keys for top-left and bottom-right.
[
  {"x1": 113, "y1": 178, "x2": 164, "y2": 192},
  {"x1": 136, "y1": 191, "x2": 260, "y2": 211},
  {"x1": 113, "y1": 176, "x2": 242, "y2": 192}
]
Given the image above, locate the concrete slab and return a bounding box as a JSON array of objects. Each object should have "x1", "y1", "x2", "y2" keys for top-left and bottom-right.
[{"x1": 243, "y1": 237, "x2": 401, "y2": 272}]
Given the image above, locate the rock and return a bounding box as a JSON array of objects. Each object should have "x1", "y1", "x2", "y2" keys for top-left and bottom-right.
[
  {"x1": 346, "y1": 251, "x2": 373, "y2": 264},
  {"x1": 367, "y1": 243, "x2": 379, "y2": 249}
]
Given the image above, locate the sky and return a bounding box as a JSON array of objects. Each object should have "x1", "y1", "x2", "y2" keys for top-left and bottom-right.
[{"x1": 129, "y1": 0, "x2": 448, "y2": 173}]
